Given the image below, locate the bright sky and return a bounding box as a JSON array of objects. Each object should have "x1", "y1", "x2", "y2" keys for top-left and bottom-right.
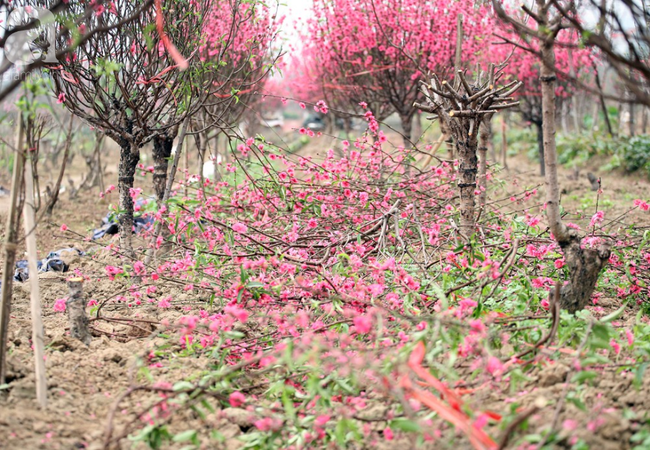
[{"x1": 277, "y1": 0, "x2": 311, "y2": 40}]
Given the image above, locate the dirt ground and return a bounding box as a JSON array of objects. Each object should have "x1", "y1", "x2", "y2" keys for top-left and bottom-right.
[{"x1": 0, "y1": 130, "x2": 649, "y2": 449}]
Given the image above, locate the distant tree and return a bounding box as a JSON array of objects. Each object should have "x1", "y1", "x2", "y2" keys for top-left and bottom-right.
[
  {"x1": 50, "y1": 0, "x2": 213, "y2": 255},
  {"x1": 490, "y1": 25, "x2": 595, "y2": 175},
  {"x1": 304, "y1": 0, "x2": 492, "y2": 145},
  {"x1": 493, "y1": 0, "x2": 611, "y2": 313}
]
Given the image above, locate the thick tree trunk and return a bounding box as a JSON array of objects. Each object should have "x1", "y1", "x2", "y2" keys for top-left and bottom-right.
[
  {"x1": 456, "y1": 135, "x2": 478, "y2": 236},
  {"x1": 535, "y1": 121, "x2": 546, "y2": 176},
  {"x1": 539, "y1": 9, "x2": 610, "y2": 314},
  {"x1": 118, "y1": 142, "x2": 140, "y2": 256},
  {"x1": 152, "y1": 135, "x2": 174, "y2": 202}
]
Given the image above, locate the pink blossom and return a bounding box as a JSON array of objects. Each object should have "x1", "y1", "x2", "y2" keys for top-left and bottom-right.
[
  {"x1": 314, "y1": 415, "x2": 330, "y2": 426},
  {"x1": 563, "y1": 419, "x2": 578, "y2": 431},
  {"x1": 589, "y1": 210, "x2": 605, "y2": 228},
  {"x1": 625, "y1": 329, "x2": 634, "y2": 346},
  {"x1": 133, "y1": 261, "x2": 145, "y2": 276},
  {"x1": 60, "y1": 224, "x2": 68, "y2": 232},
  {"x1": 57, "y1": 93, "x2": 66, "y2": 104},
  {"x1": 225, "y1": 305, "x2": 249, "y2": 323},
  {"x1": 53, "y1": 298, "x2": 66, "y2": 313},
  {"x1": 353, "y1": 315, "x2": 372, "y2": 334},
  {"x1": 486, "y1": 356, "x2": 504, "y2": 377},
  {"x1": 610, "y1": 339, "x2": 621, "y2": 355},
  {"x1": 526, "y1": 216, "x2": 541, "y2": 227},
  {"x1": 232, "y1": 222, "x2": 248, "y2": 234},
  {"x1": 383, "y1": 427, "x2": 394, "y2": 441},
  {"x1": 229, "y1": 391, "x2": 246, "y2": 407},
  {"x1": 158, "y1": 297, "x2": 172, "y2": 308}
]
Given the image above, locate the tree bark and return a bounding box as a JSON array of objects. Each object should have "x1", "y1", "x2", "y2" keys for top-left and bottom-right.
[
  {"x1": 66, "y1": 278, "x2": 91, "y2": 346},
  {"x1": 535, "y1": 121, "x2": 546, "y2": 176},
  {"x1": 412, "y1": 113, "x2": 422, "y2": 143},
  {"x1": 456, "y1": 134, "x2": 478, "y2": 236},
  {"x1": 152, "y1": 135, "x2": 174, "y2": 203},
  {"x1": 539, "y1": 5, "x2": 610, "y2": 313},
  {"x1": 594, "y1": 67, "x2": 613, "y2": 136},
  {"x1": 400, "y1": 112, "x2": 414, "y2": 146},
  {"x1": 45, "y1": 116, "x2": 74, "y2": 215},
  {"x1": 0, "y1": 118, "x2": 25, "y2": 385},
  {"x1": 118, "y1": 142, "x2": 140, "y2": 257}
]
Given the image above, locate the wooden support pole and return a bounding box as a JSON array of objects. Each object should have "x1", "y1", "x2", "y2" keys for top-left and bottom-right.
[
  {"x1": 0, "y1": 118, "x2": 25, "y2": 385},
  {"x1": 454, "y1": 14, "x2": 464, "y2": 89},
  {"x1": 23, "y1": 150, "x2": 48, "y2": 408}
]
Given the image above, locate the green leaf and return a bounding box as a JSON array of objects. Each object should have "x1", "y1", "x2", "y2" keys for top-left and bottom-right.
[
  {"x1": 600, "y1": 302, "x2": 627, "y2": 323},
  {"x1": 571, "y1": 371, "x2": 598, "y2": 384},
  {"x1": 389, "y1": 418, "x2": 421, "y2": 432},
  {"x1": 172, "y1": 429, "x2": 198, "y2": 444},
  {"x1": 566, "y1": 396, "x2": 587, "y2": 412},
  {"x1": 173, "y1": 381, "x2": 195, "y2": 391}
]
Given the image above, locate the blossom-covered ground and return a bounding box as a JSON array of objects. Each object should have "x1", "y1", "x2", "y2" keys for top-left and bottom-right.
[{"x1": 1, "y1": 120, "x2": 650, "y2": 450}]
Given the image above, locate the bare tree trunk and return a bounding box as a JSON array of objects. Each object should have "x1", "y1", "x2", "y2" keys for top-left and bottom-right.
[
  {"x1": 45, "y1": 117, "x2": 73, "y2": 215},
  {"x1": 144, "y1": 119, "x2": 189, "y2": 266},
  {"x1": 539, "y1": 9, "x2": 610, "y2": 314},
  {"x1": 456, "y1": 134, "x2": 478, "y2": 236},
  {"x1": 412, "y1": 113, "x2": 422, "y2": 143},
  {"x1": 594, "y1": 67, "x2": 614, "y2": 136},
  {"x1": 643, "y1": 106, "x2": 648, "y2": 134},
  {"x1": 400, "y1": 112, "x2": 414, "y2": 146},
  {"x1": 118, "y1": 142, "x2": 140, "y2": 257},
  {"x1": 0, "y1": 118, "x2": 25, "y2": 384},
  {"x1": 590, "y1": 97, "x2": 600, "y2": 133},
  {"x1": 152, "y1": 135, "x2": 174, "y2": 202},
  {"x1": 561, "y1": 100, "x2": 568, "y2": 134},
  {"x1": 535, "y1": 121, "x2": 546, "y2": 176}
]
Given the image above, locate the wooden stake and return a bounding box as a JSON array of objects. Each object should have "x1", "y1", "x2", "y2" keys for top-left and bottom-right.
[
  {"x1": 454, "y1": 14, "x2": 464, "y2": 88},
  {"x1": 0, "y1": 118, "x2": 25, "y2": 385},
  {"x1": 23, "y1": 151, "x2": 48, "y2": 408}
]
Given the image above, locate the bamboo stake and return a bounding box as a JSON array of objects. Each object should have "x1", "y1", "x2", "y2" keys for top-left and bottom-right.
[
  {"x1": 23, "y1": 150, "x2": 48, "y2": 408},
  {"x1": 0, "y1": 118, "x2": 25, "y2": 385}
]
